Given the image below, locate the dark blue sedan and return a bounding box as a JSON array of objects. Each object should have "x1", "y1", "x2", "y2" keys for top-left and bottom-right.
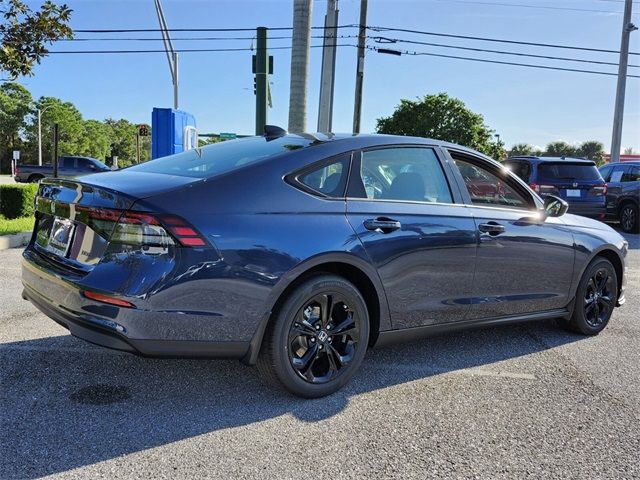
[{"x1": 22, "y1": 131, "x2": 628, "y2": 397}]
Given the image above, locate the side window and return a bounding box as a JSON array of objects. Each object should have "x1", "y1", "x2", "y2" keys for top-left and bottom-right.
[
  {"x1": 76, "y1": 158, "x2": 90, "y2": 169},
  {"x1": 622, "y1": 166, "x2": 640, "y2": 182},
  {"x1": 610, "y1": 165, "x2": 627, "y2": 183},
  {"x1": 354, "y1": 147, "x2": 452, "y2": 203},
  {"x1": 453, "y1": 157, "x2": 531, "y2": 210},
  {"x1": 59, "y1": 157, "x2": 73, "y2": 169},
  {"x1": 504, "y1": 161, "x2": 531, "y2": 183},
  {"x1": 296, "y1": 154, "x2": 350, "y2": 198},
  {"x1": 599, "y1": 165, "x2": 613, "y2": 182}
]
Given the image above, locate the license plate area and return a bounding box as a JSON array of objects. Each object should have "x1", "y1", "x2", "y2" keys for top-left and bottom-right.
[
  {"x1": 565, "y1": 189, "x2": 581, "y2": 198},
  {"x1": 37, "y1": 216, "x2": 76, "y2": 258}
]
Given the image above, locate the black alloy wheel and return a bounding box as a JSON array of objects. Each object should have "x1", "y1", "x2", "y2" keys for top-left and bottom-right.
[
  {"x1": 288, "y1": 293, "x2": 360, "y2": 384},
  {"x1": 258, "y1": 275, "x2": 369, "y2": 398},
  {"x1": 620, "y1": 203, "x2": 638, "y2": 233},
  {"x1": 564, "y1": 258, "x2": 618, "y2": 335}
]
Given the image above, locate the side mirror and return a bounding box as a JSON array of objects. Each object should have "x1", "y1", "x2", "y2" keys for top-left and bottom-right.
[{"x1": 543, "y1": 195, "x2": 569, "y2": 218}]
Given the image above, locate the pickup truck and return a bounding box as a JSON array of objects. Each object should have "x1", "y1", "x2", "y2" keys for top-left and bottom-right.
[{"x1": 14, "y1": 156, "x2": 111, "y2": 183}]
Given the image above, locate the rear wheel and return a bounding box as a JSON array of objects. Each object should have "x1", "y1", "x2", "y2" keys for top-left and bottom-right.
[
  {"x1": 564, "y1": 258, "x2": 618, "y2": 335},
  {"x1": 619, "y1": 203, "x2": 639, "y2": 233},
  {"x1": 257, "y1": 275, "x2": 369, "y2": 398}
]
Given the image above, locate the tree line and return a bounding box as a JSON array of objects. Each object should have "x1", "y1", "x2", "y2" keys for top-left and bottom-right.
[
  {"x1": 0, "y1": 82, "x2": 151, "y2": 172},
  {"x1": 376, "y1": 93, "x2": 611, "y2": 164}
]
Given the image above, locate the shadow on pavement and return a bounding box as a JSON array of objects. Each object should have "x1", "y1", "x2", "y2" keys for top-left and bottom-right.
[{"x1": 0, "y1": 319, "x2": 584, "y2": 479}]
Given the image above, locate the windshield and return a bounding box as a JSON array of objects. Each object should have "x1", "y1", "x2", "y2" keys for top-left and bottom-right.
[
  {"x1": 126, "y1": 136, "x2": 316, "y2": 178},
  {"x1": 537, "y1": 162, "x2": 601, "y2": 181}
]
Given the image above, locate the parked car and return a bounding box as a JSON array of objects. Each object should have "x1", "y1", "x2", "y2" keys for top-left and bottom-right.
[
  {"x1": 598, "y1": 161, "x2": 640, "y2": 233},
  {"x1": 503, "y1": 156, "x2": 606, "y2": 219},
  {"x1": 14, "y1": 156, "x2": 110, "y2": 183},
  {"x1": 22, "y1": 131, "x2": 627, "y2": 398}
]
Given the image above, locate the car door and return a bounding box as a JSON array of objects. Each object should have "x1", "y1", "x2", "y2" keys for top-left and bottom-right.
[
  {"x1": 605, "y1": 164, "x2": 627, "y2": 212},
  {"x1": 445, "y1": 149, "x2": 575, "y2": 319},
  {"x1": 345, "y1": 146, "x2": 477, "y2": 329}
]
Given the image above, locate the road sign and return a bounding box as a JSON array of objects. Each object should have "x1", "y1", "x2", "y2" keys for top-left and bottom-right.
[
  {"x1": 12, "y1": 150, "x2": 20, "y2": 160},
  {"x1": 138, "y1": 124, "x2": 149, "y2": 137},
  {"x1": 219, "y1": 132, "x2": 237, "y2": 139}
]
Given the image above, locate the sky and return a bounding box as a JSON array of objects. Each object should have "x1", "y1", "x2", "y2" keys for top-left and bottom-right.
[{"x1": 16, "y1": 0, "x2": 640, "y2": 152}]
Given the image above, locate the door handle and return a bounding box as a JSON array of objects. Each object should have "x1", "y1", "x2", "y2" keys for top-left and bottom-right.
[
  {"x1": 478, "y1": 222, "x2": 505, "y2": 235},
  {"x1": 363, "y1": 217, "x2": 402, "y2": 234}
]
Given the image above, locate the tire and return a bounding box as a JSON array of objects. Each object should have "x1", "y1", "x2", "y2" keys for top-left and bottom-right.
[
  {"x1": 619, "y1": 202, "x2": 639, "y2": 234},
  {"x1": 564, "y1": 258, "x2": 618, "y2": 335},
  {"x1": 28, "y1": 174, "x2": 44, "y2": 183},
  {"x1": 257, "y1": 275, "x2": 370, "y2": 398}
]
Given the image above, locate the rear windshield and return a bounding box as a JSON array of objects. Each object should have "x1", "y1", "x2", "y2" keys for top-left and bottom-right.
[
  {"x1": 537, "y1": 162, "x2": 601, "y2": 181},
  {"x1": 126, "y1": 136, "x2": 316, "y2": 178}
]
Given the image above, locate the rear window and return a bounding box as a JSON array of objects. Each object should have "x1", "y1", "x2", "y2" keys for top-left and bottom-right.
[
  {"x1": 537, "y1": 162, "x2": 601, "y2": 181},
  {"x1": 126, "y1": 136, "x2": 316, "y2": 178},
  {"x1": 504, "y1": 161, "x2": 532, "y2": 183}
]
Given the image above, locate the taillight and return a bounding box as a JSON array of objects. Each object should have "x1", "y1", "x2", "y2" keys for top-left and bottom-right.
[
  {"x1": 76, "y1": 206, "x2": 207, "y2": 248},
  {"x1": 529, "y1": 183, "x2": 539, "y2": 193},
  {"x1": 529, "y1": 183, "x2": 557, "y2": 195},
  {"x1": 590, "y1": 184, "x2": 607, "y2": 196},
  {"x1": 15, "y1": 166, "x2": 20, "y2": 177}
]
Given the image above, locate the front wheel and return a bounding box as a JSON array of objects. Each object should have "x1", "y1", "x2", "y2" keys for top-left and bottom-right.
[
  {"x1": 564, "y1": 258, "x2": 618, "y2": 335},
  {"x1": 619, "y1": 203, "x2": 639, "y2": 233},
  {"x1": 257, "y1": 275, "x2": 370, "y2": 398}
]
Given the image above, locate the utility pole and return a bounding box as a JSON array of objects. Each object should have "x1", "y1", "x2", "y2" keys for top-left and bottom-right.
[
  {"x1": 317, "y1": 0, "x2": 339, "y2": 133},
  {"x1": 288, "y1": 0, "x2": 313, "y2": 133},
  {"x1": 610, "y1": 0, "x2": 637, "y2": 163},
  {"x1": 154, "y1": 0, "x2": 179, "y2": 109},
  {"x1": 352, "y1": 0, "x2": 368, "y2": 134},
  {"x1": 255, "y1": 27, "x2": 269, "y2": 135},
  {"x1": 38, "y1": 109, "x2": 43, "y2": 166},
  {"x1": 52, "y1": 123, "x2": 59, "y2": 178}
]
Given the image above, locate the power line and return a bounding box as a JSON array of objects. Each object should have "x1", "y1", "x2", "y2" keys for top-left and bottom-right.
[
  {"x1": 369, "y1": 26, "x2": 640, "y2": 56},
  {"x1": 73, "y1": 25, "x2": 358, "y2": 33},
  {"x1": 60, "y1": 34, "x2": 359, "y2": 42},
  {"x1": 47, "y1": 44, "x2": 357, "y2": 54},
  {"x1": 369, "y1": 46, "x2": 640, "y2": 78},
  {"x1": 371, "y1": 36, "x2": 640, "y2": 68},
  {"x1": 426, "y1": 0, "x2": 635, "y2": 15}
]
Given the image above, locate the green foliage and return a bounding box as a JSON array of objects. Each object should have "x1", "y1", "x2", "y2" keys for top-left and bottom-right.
[
  {"x1": 578, "y1": 140, "x2": 605, "y2": 165},
  {"x1": 198, "y1": 136, "x2": 222, "y2": 147},
  {"x1": 0, "y1": 214, "x2": 34, "y2": 235},
  {"x1": 545, "y1": 141, "x2": 577, "y2": 157},
  {"x1": 0, "y1": 182, "x2": 37, "y2": 219},
  {"x1": 375, "y1": 93, "x2": 503, "y2": 157},
  {"x1": 105, "y1": 118, "x2": 150, "y2": 167},
  {"x1": 0, "y1": 0, "x2": 73, "y2": 79},
  {"x1": 509, "y1": 143, "x2": 535, "y2": 157},
  {"x1": 79, "y1": 119, "x2": 111, "y2": 160},
  {"x1": 0, "y1": 81, "x2": 32, "y2": 170},
  {"x1": 24, "y1": 96, "x2": 85, "y2": 162}
]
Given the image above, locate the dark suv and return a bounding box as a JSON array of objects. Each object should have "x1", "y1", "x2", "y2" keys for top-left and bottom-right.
[
  {"x1": 504, "y1": 156, "x2": 606, "y2": 219},
  {"x1": 599, "y1": 161, "x2": 640, "y2": 233}
]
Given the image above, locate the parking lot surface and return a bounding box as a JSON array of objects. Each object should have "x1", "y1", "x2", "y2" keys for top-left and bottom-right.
[{"x1": 1, "y1": 233, "x2": 639, "y2": 479}]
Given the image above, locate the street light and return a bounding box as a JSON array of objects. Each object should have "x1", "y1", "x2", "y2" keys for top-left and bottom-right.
[{"x1": 37, "y1": 104, "x2": 54, "y2": 166}]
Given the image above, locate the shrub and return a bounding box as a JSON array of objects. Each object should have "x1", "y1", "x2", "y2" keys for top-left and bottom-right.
[{"x1": 0, "y1": 184, "x2": 38, "y2": 219}]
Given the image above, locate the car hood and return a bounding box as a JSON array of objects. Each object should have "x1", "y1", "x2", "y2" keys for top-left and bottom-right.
[{"x1": 561, "y1": 213, "x2": 614, "y2": 232}]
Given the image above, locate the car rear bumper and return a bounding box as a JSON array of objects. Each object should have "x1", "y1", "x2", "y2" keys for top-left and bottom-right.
[
  {"x1": 21, "y1": 250, "x2": 251, "y2": 359},
  {"x1": 566, "y1": 203, "x2": 605, "y2": 219}
]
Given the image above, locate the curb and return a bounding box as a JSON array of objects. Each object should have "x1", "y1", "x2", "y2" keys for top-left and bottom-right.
[{"x1": 0, "y1": 232, "x2": 31, "y2": 250}]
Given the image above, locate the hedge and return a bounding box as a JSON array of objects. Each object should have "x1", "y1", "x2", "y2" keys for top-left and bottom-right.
[{"x1": 0, "y1": 184, "x2": 38, "y2": 219}]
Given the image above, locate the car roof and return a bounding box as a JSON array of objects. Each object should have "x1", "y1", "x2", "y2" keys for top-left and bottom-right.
[
  {"x1": 282, "y1": 132, "x2": 492, "y2": 159},
  {"x1": 601, "y1": 161, "x2": 640, "y2": 167},
  {"x1": 506, "y1": 156, "x2": 596, "y2": 165}
]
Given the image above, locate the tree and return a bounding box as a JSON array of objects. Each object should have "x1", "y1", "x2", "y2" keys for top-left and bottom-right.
[
  {"x1": 25, "y1": 96, "x2": 85, "y2": 163},
  {"x1": 624, "y1": 147, "x2": 635, "y2": 155},
  {"x1": 578, "y1": 140, "x2": 605, "y2": 165},
  {"x1": 104, "y1": 118, "x2": 151, "y2": 167},
  {"x1": 0, "y1": 81, "x2": 31, "y2": 149},
  {"x1": 509, "y1": 143, "x2": 534, "y2": 157},
  {"x1": 545, "y1": 141, "x2": 577, "y2": 157},
  {"x1": 375, "y1": 93, "x2": 502, "y2": 157},
  {"x1": 1, "y1": 0, "x2": 73, "y2": 80},
  {"x1": 79, "y1": 119, "x2": 110, "y2": 161}
]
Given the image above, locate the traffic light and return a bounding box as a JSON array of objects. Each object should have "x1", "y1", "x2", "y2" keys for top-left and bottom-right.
[{"x1": 138, "y1": 124, "x2": 149, "y2": 137}]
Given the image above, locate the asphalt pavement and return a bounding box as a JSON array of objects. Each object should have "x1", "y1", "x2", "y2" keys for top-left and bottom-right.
[{"x1": 1, "y1": 232, "x2": 639, "y2": 479}]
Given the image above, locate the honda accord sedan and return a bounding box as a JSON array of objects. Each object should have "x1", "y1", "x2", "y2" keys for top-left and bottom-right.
[{"x1": 22, "y1": 129, "x2": 627, "y2": 397}]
